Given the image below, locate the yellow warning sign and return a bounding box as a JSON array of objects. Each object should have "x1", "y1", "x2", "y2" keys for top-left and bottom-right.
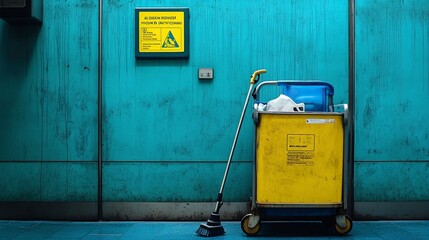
[{"x1": 138, "y1": 11, "x2": 184, "y2": 53}]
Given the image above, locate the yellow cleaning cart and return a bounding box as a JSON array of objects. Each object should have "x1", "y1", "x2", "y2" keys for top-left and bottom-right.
[{"x1": 241, "y1": 80, "x2": 352, "y2": 236}]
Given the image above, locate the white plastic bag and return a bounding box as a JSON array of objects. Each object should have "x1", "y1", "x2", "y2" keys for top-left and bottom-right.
[
  {"x1": 266, "y1": 94, "x2": 305, "y2": 112},
  {"x1": 256, "y1": 103, "x2": 267, "y2": 111}
]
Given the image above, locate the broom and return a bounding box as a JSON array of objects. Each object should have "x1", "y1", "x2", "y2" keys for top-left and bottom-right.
[{"x1": 196, "y1": 69, "x2": 266, "y2": 237}]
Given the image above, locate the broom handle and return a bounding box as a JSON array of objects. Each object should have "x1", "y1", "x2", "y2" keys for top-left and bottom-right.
[{"x1": 214, "y1": 69, "x2": 266, "y2": 213}]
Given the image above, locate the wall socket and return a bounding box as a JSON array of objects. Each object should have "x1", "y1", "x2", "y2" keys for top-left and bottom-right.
[{"x1": 198, "y1": 68, "x2": 214, "y2": 80}]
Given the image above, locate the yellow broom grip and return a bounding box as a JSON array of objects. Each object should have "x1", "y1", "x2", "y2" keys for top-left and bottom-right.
[{"x1": 250, "y1": 69, "x2": 267, "y2": 84}]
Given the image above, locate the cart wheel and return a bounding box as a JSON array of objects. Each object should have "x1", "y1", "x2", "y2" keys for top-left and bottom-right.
[
  {"x1": 334, "y1": 215, "x2": 353, "y2": 235},
  {"x1": 241, "y1": 214, "x2": 260, "y2": 236}
]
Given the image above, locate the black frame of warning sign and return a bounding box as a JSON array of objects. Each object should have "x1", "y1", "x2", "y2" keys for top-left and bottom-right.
[{"x1": 135, "y1": 8, "x2": 189, "y2": 59}]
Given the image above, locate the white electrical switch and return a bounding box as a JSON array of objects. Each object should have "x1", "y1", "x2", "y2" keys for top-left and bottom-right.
[{"x1": 198, "y1": 68, "x2": 214, "y2": 80}]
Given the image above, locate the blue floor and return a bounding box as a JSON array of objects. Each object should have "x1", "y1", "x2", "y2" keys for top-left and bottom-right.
[{"x1": 1, "y1": 220, "x2": 429, "y2": 240}]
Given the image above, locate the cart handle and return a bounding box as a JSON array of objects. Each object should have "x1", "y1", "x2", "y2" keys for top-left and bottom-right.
[
  {"x1": 250, "y1": 69, "x2": 267, "y2": 84},
  {"x1": 252, "y1": 80, "x2": 334, "y2": 99}
]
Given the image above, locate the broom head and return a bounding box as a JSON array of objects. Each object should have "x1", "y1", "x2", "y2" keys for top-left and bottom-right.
[{"x1": 196, "y1": 212, "x2": 225, "y2": 237}]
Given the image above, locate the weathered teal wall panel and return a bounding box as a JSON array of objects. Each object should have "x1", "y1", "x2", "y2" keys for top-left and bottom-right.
[
  {"x1": 355, "y1": 0, "x2": 429, "y2": 161},
  {"x1": 0, "y1": 1, "x2": 99, "y2": 204},
  {"x1": 0, "y1": 24, "x2": 44, "y2": 160},
  {"x1": 40, "y1": 162, "x2": 97, "y2": 201},
  {"x1": 0, "y1": 1, "x2": 99, "y2": 161},
  {"x1": 103, "y1": 0, "x2": 349, "y2": 162},
  {"x1": 354, "y1": 0, "x2": 429, "y2": 215},
  {"x1": 0, "y1": 162, "x2": 97, "y2": 201},
  {"x1": 0, "y1": 163, "x2": 41, "y2": 201},
  {"x1": 103, "y1": 162, "x2": 252, "y2": 202},
  {"x1": 355, "y1": 162, "x2": 429, "y2": 201}
]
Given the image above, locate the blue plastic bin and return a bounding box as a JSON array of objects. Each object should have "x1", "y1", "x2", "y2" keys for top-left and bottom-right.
[{"x1": 278, "y1": 81, "x2": 334, "y2": 112}]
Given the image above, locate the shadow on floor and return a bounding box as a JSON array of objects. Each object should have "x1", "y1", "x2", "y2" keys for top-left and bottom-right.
[{"x1": 256, "y1": 221, "x2": 337, "y2": 237}]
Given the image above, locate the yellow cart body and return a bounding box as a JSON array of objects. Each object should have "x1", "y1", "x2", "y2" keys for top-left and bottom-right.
[{"x1": 256, "y1": 112, "x2": 344, "y2": 206}]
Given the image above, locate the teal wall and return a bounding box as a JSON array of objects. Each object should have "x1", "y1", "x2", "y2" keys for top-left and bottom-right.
[
  {"x1": 0, "y1": 1, "x2": 99, "y2": 203},
  {"x1": 0, "y1": 0, "x2": 428, "y2": 220},
  {"x1": 355, "y1": 1, "x2": 429, "y2": 202}
]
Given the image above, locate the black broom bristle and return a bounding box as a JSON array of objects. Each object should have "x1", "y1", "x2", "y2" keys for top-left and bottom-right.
[
  {"x1": 196, "y1": 223, "x2": 225, "y2": 237},
  {"x1": 196, "y1": 212, "x2": 225, "y2": 237}
]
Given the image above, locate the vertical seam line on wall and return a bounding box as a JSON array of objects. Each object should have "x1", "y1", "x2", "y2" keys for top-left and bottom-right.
[
  {"x1": 348, "y1": 0, "x2": 356, "y2": 218},
  {"x1": 98, "y1": 0, "x2": 103, "y2": 221}
]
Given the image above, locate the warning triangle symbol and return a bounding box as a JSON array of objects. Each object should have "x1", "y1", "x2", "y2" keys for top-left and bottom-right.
[{"x1": 162, "y1": 31, "x2": 179, "y2": 48}]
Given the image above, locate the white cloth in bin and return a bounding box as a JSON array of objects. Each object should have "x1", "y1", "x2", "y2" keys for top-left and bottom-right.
[
  {"x1": 256, "y1": 103, "x2": 267, "y2": 111},
  {"x1": 266, "y1": 94, "x2": 305, "y2": 112}
]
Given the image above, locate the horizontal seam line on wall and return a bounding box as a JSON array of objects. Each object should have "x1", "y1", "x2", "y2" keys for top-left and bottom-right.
[
  {"x1": 103, "y1": 160, "x2": 253, "y2": 163},
  {"x1": 0, "y1": 160, "x2": 254, "y2": 163},
  {"x1": 355, "y1": 160, "x2": 429, "y2": 163}
]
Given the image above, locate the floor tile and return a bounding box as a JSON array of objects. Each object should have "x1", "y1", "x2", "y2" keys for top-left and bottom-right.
[{"x1": 0, "y1": 220, "x2": 428, "y2": 240}]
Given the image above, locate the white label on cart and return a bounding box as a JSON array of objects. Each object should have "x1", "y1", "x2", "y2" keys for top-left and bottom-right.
[{"x1": 306, "y1": 119, "x2": 335, "y2": 124}]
